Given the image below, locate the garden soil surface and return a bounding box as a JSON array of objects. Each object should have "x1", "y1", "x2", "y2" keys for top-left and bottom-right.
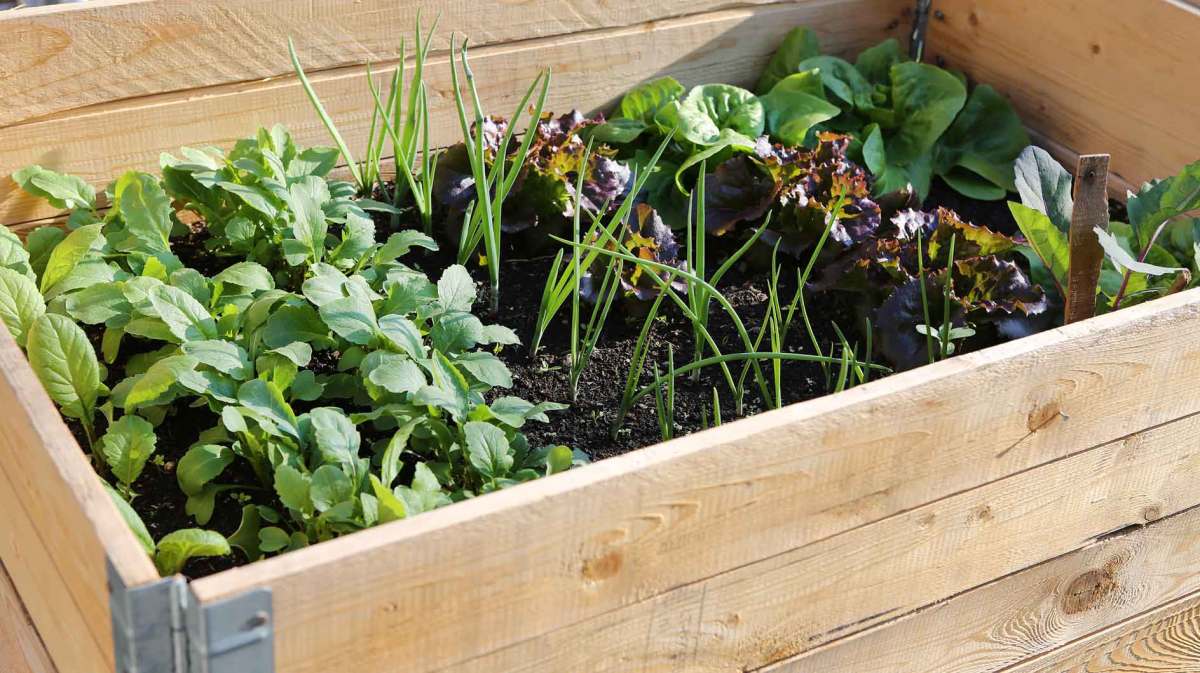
[{"x1": 70, "y1": 186, "x2": 1041, "y2": 576}]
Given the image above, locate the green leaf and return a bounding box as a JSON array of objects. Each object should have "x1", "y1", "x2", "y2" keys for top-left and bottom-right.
[
  {"x1": 588, "y1": 118, "x2": 648, "y2": 144},
  {"x1": 481, "y1": 397, "x2": 567, "y2": 428},
  {"x1": 319, "y1": 293, "x2": 377, "y2": 345},
  {"x1": 13, "y1": 165, "x2": 96, "y2": 211},
  {"x1": 480, "y1": 324, "x2": 519, "y2": 346},
  {"x1": 154, "y1": 529, "x2": 230, "y2": 576},
  {"x1": 182, "y1": 340, "x2": 253, "y2": 380},
  {"x1": 177, "y1": 444, "x2": 234, "y2": 497},
  {"x1": 796, "y1": 55, "x2": 874, "y2": 109},
  {"x1": 887, "y1": 62, "x2": 967, "y2": 164},
  {"x1": 1095, "y1": 227, "x2": 1183, "y2": 276},
  {"x1": 274, "y1": 464, "x2": 314, "y2": 514},
  {"x1": 113, "y1": 171, "x2": 173, "y2": 253},
  {"x1": 212, "y1": 262, "x2": 274, "y2": 292},
  {"x1": 380, "y1": 418, "x2": 420, "y2": 489},
  {"x1": 934, "y1": 85, "x2": 1028, "y2": 196},
  {"x1": 237, "y1": 379, "x2": 300, "y2": 439},
  {"x1": 413, "y1": 351, "x2": 471, "y2": 421},
  {"x1": 0, "y1": 228, "x2": 34, "y2": 280},
  {"x1": 185, "y1": 484, "x2": 237, "y2": 526},
  {"x1": 104, "y1": 482, "x2": 154, "y2": 555},
  {"x1": 375, "y1": 230, "x2": 438, "y2": 264},
  {"x1": 760, "y1": 72, "x2": 842, "y2": 146},
  {"x1": 0, "y1": 267, "x2": 45, "y2": 344},
  {"x1": 149, "y1": 284, "x2": 219, "y2": 342},
  {"x1": 1126, "y1": 160, "x2": 1200, "y2": 235},
  {"x1": 855, "y1": 38, "x2": 907, "y2": 86},
  {"x1": 258, "y1": 527, "x2": 291, "y2": 553},
  {"x1": 178, "y1": 369, "x2": 239, "y2": 404},
  {"x1": 27, "y1": 314, "x2": 101, "y2": 421},
  {"x1": 263, "y1": 303, "x2": 330, "y2": 348},
  {"x1": 464, "y1": 422, "x2": 513, "y2": 480},
  {"x1": 287, "y1": 176, "x2": 331, "y2": 265},
  {"x1": 430, "y1": 312, "x2": 483, "y2": 352},
  {"x1": 125, "y1": 355, "x2": 197, "y2": 410},
  {"x1": 309, "y1": 464, "x2": 353, "y2": 512},
  {"x1": 378, "y1": 314, "x2": 424, "y2": 357},
  {"x1": 368, "y1": 475, "x2": 407, "y2": 524},
  {"x1": 617, "y1": 76, "x2": 686, "y2": 126},
  {"x1": 40, "y1": 224, "x2": 104, "y2": 294},
  {"x1": 365, "y1": 352, "x2": 426, "y2": 395},
  {"x1": 101, "y1": 415, "x2": 157, "y2": 487},
  {"x1": 454, "y1": 351, "x2": 512, "y2": 388},
  {"x1": 546, "y1": 445, "x2": 574, "y2": 475},
  {"x1": 756, "y1": 27, "x2": 821, "y2": 94},
  {"x1": 1009, "y1": 202, "x2": 1070, "y2": 292},
  {"x1": 657, "y1": 84, "x2": 764, "y2": 146},
  {"x1": 64, "y1": 282, "x2": 130, "y2": 327},
  {"x1": 268, "y1": 341, "x2": 313, "y2": 367},
  {"x1": 437, "y1": 265, "x2": 476, "y2": 312},
  {"x1": 227, "y1": 505, "x2": 263, "y2": 561},
  {"x1": 26, "y1": 226, "x2": 66, "y2": 278},
  {"x1": 1012, "y1": 145, "x2": 1074, "y2": 232},
  {"x1": 941, "y1": 169, "x2": 1008, "y2": 200},
  {"x1": 308, "y1": 407, "x2": 362, "y2": 476},
  {"x1": 395, "y1": 462, "x2": 451, "y2": 515}
]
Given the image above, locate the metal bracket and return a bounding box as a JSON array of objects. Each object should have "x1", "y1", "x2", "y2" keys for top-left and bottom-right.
[
  {"x1": 108, "y1": 559, "x2": 274, "y2": 673},
  {"x1": 910, "y1": 0, "x2": 934, "y2": 61}
]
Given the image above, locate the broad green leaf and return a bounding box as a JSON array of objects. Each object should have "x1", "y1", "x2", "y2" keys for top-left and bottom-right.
[
  {"x1": 40, "y1": 224, "x2": 104, "y2": 294},
  {"x1": 454, "y1": 351, "x2": 512, "y2": 387},
  {"x1": 760, "y1": 71, "x2": 841, "y2": 147},
  {"x1": 482, "y1": 397, "x2": 568, "y2": 428},
  {"x1": 1126, "y1": 160, "x2": 1200, "y2": 235},
  {"x1": 263, "y1": 303, "x2": 329, "y2": 347},
  {"x1": 395, "y1": 462, "x2": 451, "y2": 515},
  {"x1": 437, "y1": 265, "x2": 476, "y2": 312},
  {"x1": 1009, "y1": 202, "x2": 1069, "y2": 292},
  {"x1": 656, "y1": 84, "x2": 764, "y2": 146},
  {"x1": 855, "y1": 38, "x2": 907, "y2": 86},
  {"x1": 290, "y1": 370, "x2": 324, "y2": 401},
  {"x1": 413, "y1": 351, "x2": 471, "y2": 421},
  {"x1": 27, "y1": 314, "x2": 101, "y2": 421},
  {"x1": 431, "y1": 312, "x2": 483, "y2": 352},
  {"x1": 318, "y1": 292, "x2": 377, "y2": 345},
  {"x1": 149, "y1": 284, "x2": 219, "y2": 342},
  {"x1": 125, "y1": 355, "x2": 198, "y2": 410},
  {"x1": 378, "y1": 314, "x2": 424, "y2": 357},
  {"x1": 886, "y1": 62, "x2": 967, "y2": 164},
  {"x1": 756, "y1": 27, "x2": 822, "y2": 94},
  {"x1": 0, "y1": 267, "x2": 45, "y2": 343},
  {"x1": 380, "y1": 418, "x2": 420, "y2": 489},
  {"x1": 617, "y1": 76, "x2": 686, "y2": 125},
  {"x1": 546, "y1": 445, "x2": 574, "y2": 475},
  {"x1": 182, "y1": 340, "x2": 253, "y2": 380},
  {"x1": 258, "y1": 527, "x2": 291, "y2": 553},
  {"x1": 862, "y1": 124, "x2": 887, "y2": 176},
  {"x1": 154, "y1": 529, "x2": 230, "y2": 576},
  {"x1": 796, "y1": 55, "x2": 874, "y2": 109},
  {"x1": 185, "y1": 484, "x2": 238, "y2": 526},
  {"x1": 301, "y1": 263, "x2": 364, "y2": 307},
  {"x1": 64, "y1": 282, "x2": 130, "y2": 327},
  {"x1": 274, "y1": 464, "x2": 314, "y2": 514},
  {"x1": 0, "y1": 228, "x2": 34, "y2": 280},
  {"x1": 177, "y1": 444, "x2": 234, "y2": 496},
  {"x1": 287, "y1": 176, "x2": 331, "y2": 265},
  {"x1": 1095, "y1": 227, "x2": 1183, "y2": 276},
  {"x1": 365, "y1": 352, "x2": 426, "y2": 395},
  {"x1": 464, "y1": 421, "x2": 512, "y2": 480},
  {"x1": 13, "y1": 165, "x2": 96, "y2": 211},
  {"x1": 268, "y1": 341, "x2": 313, "y2": 367},
  {"x1": 44, "y1": 257, "x2": 117, "y2": 302},
  {"x1": 105, "y1": 483, "x2": 154, "y2": 555},
  {"x1": 218, "y1": 182, "x2": 279, "y2": 219},
  {"x1": 212, "y1": 262, "x2": 274, "y2": 292},
  {"x1": 480, "y1": 324, "x2": 519, "y2": 346},
  {"x1": 375, "y1": 230, "x2": 438, "y2": 264},
  {"x1": 113, "y1": 171, "x2": 173, "y2": 252},
  {"x1": 1013, "y1": 145, "x2": 1074, "y2": 232},
  {"x1": 309, "y1": 464, "x2": 353, "y2": 512},
  {"x1": 588, "y1": 117, "x2": 649, "y2": 145},
  {"x1": 941, "y1": 169, "x2": 1008, "y2": 201},
  {"x1": 101, "y1": 415, "x2": 157, "y2": 487},
  {"x1": 368, "y1": 475, "x2": 407, "y2": 524},
  {"x1": 934, "y1": 85, "x2": 1028, "y2": 196},
  {"x1": 227, "y1": 505, "x2": 263, "y2": 561},
  {"x1": 26, "y1": 226, "x2": 66, "y2": 278},
  {"x1": 237, "y1": 379, "x2": 300, "y2": 438},
  {"x1": 308, "y1": 407, "x2": 362, "y2": 477}
]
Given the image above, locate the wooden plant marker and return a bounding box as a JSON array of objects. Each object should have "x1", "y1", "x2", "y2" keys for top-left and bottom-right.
[{"x1": 1064, "y1": 154, "x2": 1110, "y2": 323}]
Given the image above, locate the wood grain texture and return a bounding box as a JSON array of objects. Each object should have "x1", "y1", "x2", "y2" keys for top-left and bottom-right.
[
  {"x1": 926, "y1": 0, "x2": 1200, "y2": 195},
  {"x1": 0, "y1": 0, "x2": 815, "y2": 128},
  {"x1": 0, "y1": 324, "x2": 159, "y2": 673},
  {"x1": 191, "y1": 287, "x2": 1200, "y2": 673},
  {"x1": 765, "y1": 452, "x2": 1200, "y2": 673},
  {"x1": 0, "y1": 561, "x2": 57, "y2": 673},
  {"x1": 1011, "y1": 592, "x2": 1200, "y2": 673},
  {"x1": 1065, "y1": 154, "x2": 1109, "y2": 323},
  {"x1": 0, "y1": 0, "x2": 911, "y2": 228},
  {"x1": 425, "y1": 408, "x2": 1200, "y2": 673}
]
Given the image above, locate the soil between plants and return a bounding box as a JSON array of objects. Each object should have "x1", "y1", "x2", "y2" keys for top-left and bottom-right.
[{"x1": 66, "y1": 184, "x2": 1053, "y2": 577}]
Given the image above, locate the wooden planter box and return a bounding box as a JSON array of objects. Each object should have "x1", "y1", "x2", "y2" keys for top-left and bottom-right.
[{"x1": 3, "y1": 1, "x2": 1200, "y2": 672}]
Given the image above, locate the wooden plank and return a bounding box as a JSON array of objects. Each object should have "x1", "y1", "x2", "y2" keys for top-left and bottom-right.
[
  {"x1": 385, "y1": 410, "x2": 1200, "y2": 672},
  {"x1": 191, "y1": 287, "x2": 1200, "y2": 673},
  {"x1": 1011, "y1": 594, "x2": 1200, "y2": 673},
  {"x1": 926, "y1": 0, "x2": 1200, "y2": 194},
  {"x1": 766, "y1": 503, "x2": 1200, "y2": 673},
  {"x1": 1064, "y1": 154, "x2": 1109, "y2": 323},
  {"x1": 0, "y1": 0, "x2": 912, "y2": 228},
  {"x1": 0, "y1": 0, "x2": 812, "y2": 129},
  {"x1": 0, "y1": 561, "x2": 57, "y2": 673},
  {"x1": 0, "y1": 325, "x2": 160, "y2": 673}
]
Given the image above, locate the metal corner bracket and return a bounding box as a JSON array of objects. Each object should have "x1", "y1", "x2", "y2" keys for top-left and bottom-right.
[{"x1": 108, "y1": 559, "x2": 274, "y2": 673}]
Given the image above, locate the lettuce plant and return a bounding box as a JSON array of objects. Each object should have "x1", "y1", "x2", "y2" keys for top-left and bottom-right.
[
  {"x1": 5, "y1": 127, "x2": 577, "y2": 575},
  {"x1": 1009, "y1": 146, "x2": 1196, "y2": 313}
]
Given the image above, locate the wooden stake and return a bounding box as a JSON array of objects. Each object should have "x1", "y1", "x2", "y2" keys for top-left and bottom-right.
[{"x1": 1064, "y1": 154, "x2": 1110, "y2": 324}]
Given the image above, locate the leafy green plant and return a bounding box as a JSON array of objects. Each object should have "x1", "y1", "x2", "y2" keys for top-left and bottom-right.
[
  {"x1": 1009, "y1": 146, "x2": 1196, "y2": 313},
  {"x1": 6, "y1": 127, "x2": 577, "y2": 576}
]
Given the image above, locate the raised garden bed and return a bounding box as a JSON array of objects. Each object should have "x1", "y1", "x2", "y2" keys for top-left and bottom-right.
[{"x1": 2, "y1": 1, "x2": 1200, "y2": 673}]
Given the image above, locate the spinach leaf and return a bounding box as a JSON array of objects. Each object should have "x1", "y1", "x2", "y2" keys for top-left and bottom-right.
[{"x1": 27, "y1": 314, "x2": 101, "y2": 425}]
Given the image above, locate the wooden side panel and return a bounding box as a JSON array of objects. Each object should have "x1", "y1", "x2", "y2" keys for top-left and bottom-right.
[
  {"x1": 191, "y1": 288, "x2": 1200, "y2": 673},
  {"x1": 769, "y1": 503, "x2": 1200, "y2": 673},
  {"x1": 926, "y1": 0, "x2": 1200, "y2": 193},
  {"x1": 0, "y1": 0, "x2": 911, "y2": 228},
  {"x1": 0, "y1": 328, "x2": 159, "y2": 673},
  {"x1": 0, "y1": 561, "x2": 57, "y2": 673},
  {"x1": 0, "y1": 0, "x2": 819, "y2": 128}
]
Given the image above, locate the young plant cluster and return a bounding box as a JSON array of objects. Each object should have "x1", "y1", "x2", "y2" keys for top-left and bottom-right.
[{"x1": 6, "y1": 126, "x2": 577, "y2": 576}]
